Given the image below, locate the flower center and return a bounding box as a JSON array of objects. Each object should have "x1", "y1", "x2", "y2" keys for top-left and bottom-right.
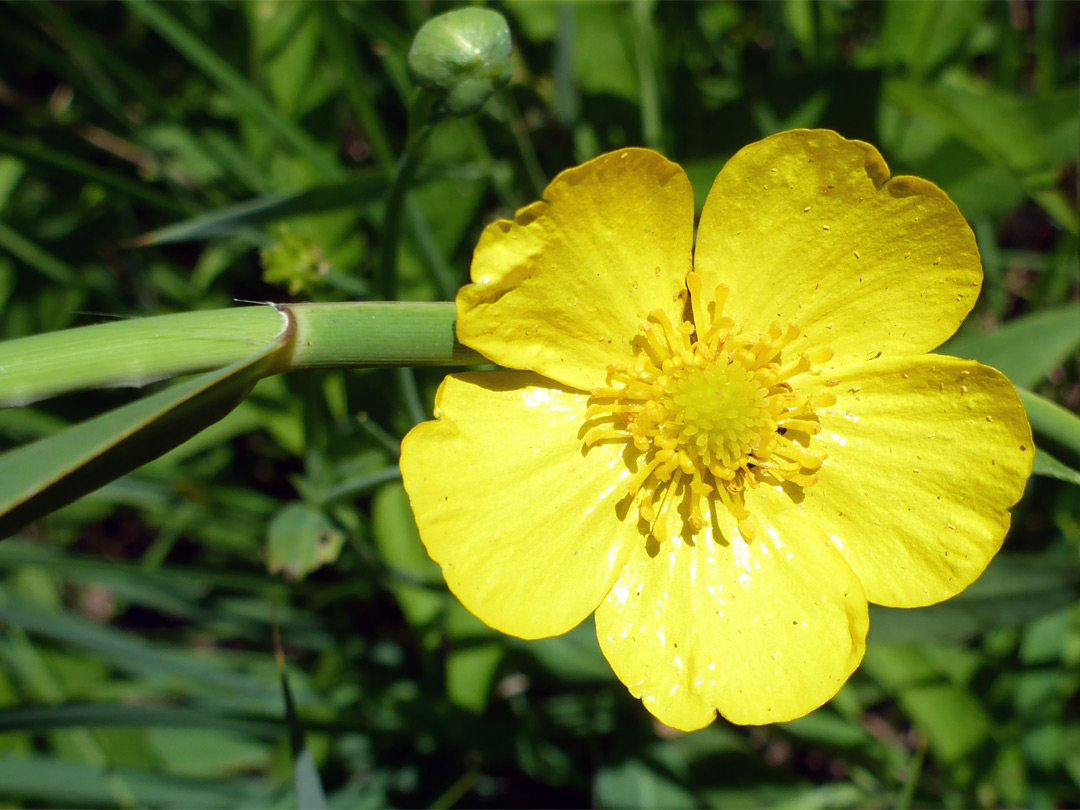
[{"x1": 583, "y1": 272, "x2": 836, "y2": 543}]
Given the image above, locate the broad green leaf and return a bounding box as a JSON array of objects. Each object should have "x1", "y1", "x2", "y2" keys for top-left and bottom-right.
[
  {"x1": 444, "y1": 600, "x2": 503, "y2": 713},
  {"x1": 0, "y1": 306, "x2": 287, "y2": 408},
  {"x1": 147, "y1": 728, "x2": 271, "y2": 779},
  {"x1": 942, "y1": 303, "x2": 1080, "y2": 388},
  {"x1": 880, "y1": 1, "x2": 986, "y2": 78},
  {"x1": 594, "y1": 757, "x2": 698, "y2": 810},
  {"x1": 125, "y1": 1, "x2": 342, "y2": 181},
  {"x1": 886, "y1": 79, "x2": 1079, "y2": 232},
  {"x1": 131, "y1": 175, "x2": 387, "y2": 247},
  {"x1": 573, "y1": 3, "x2": 638, "y2": 101},
  {"x1": 250, "y1": 3, "x2": 330, "y2": 121},
  {"x1": 266, "y1": 502, "x2": 345, "y2": 581},
  {"x1": 371, "y1": 483, "x2": 444, "y2": 629},
  {"x1": 862, "y1": 645, "x2": 993, "y2": 766},
  {"x1": 0, "y1": 329, "x2": 287, "y2": 539},
  {"x1": 511, "y1": 618, "x2": 611, "y2": 682}
]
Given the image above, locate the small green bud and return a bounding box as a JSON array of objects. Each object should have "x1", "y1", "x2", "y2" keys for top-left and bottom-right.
[{"x1": 407, "y1": 7, "x2": 513, "y2": 117}]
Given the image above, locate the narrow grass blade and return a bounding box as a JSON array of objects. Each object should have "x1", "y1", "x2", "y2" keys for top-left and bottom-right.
[
  {"x1": 0, "y1": 132, "x2": 187, "y2": 214},
  {"x1": 315, "y1": 1, "x2": 395, "y2": 169},
  {"x1": 1020, "y1": 388, "x2": 1080, "y2": 460},
  {"x1": 1032, "y1": 446, "x2": 1080, "y2": 486},
  {"x1": 0, "y1": 703, "x2": 282, "y2": 739},
  {"x1": 130, "y1": 174, "x2": 387, "y2": 247},
  {"x1": 0, "y1": 323, "x2": 290, "y2": 538},
  {"x1": 276, "y1": 614, "x2": 328, "y2": 810},
  {"x1": 0, "y1": 306, "x2": 288, "y2": 408},
  {"x1": 0, "y1": 754, "x2": 275, "y2": 808},
  {"x1": 0, "y1": 221, "x2": 78, "y2": 285},
  {"x1": 0, "y1": 596, "x2": 283, "y2": 701}
]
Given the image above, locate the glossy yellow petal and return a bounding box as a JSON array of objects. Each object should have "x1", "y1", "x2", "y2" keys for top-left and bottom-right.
[
  {"x1": 399, "y1": 371, "x2": 639, "y2": 640},
  {"x1": 792, "y1": 354, "x2": 1033, "y2": 608},
  {"x1": 457, "y1": 149, "x2": 694, "y2": 391},
  {"x1": 693, "y1": 129, "x2": 980, "y2": 361},
  {"x1": 595, "y1": 512, "x2": 868, "y2": 729}
]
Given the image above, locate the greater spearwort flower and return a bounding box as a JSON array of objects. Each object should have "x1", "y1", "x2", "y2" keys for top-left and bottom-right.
[{"x1": 400, "y1": 130, "x2": 1034, "y2": 731}]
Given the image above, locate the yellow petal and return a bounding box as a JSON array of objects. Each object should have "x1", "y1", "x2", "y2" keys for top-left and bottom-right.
[
  {"x1": 399, "y1": 371, "x2": 639, "y2": 640},
  {"x1": 595, "y1": 512, "x2": 868, "y2": 729},
  {"x1": 794, "y1": 354, "x2": 1033, "y2": 608},
  {"x1": 693, "y1": 129, "x2": 980, "y2": 361},
  {"x1": 457, "y1": 149, "x2": 694, "y2": 391}
]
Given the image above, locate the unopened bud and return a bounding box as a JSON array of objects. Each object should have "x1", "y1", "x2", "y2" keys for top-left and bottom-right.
[{"x1": 407, "y1": 7, "x2": 512, "y2": 117}]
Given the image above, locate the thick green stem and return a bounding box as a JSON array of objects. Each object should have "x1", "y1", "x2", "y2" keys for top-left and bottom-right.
[
  {"x1": 0, "y1": 303, "x2": 481, "y2": 408},
  {"x1": 281, "y1": 302, "x2": 480, "y2": 370}
]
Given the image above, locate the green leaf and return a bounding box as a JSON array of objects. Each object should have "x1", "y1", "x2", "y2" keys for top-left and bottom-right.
[
  {"x1": 0, "y1": 306, "x2": 288, "y2": 408},
  {"x1": 941, "y1": 303, "x2": 1080, "y2": 388},
  {"x1": 880, "y1": 1, "x2": 986, "y2": 78},
  {"x1": 0, "y1": 703, "x2": 281, "y2": 739},
  {"x1": 294, "y1": 747, "x2": 328, "y2": 810},
  {"x1": 1032, "y1": 447, "x2": 1080, "y2": 487},
  {"x1": 125, "y1": 1, "x2": 342, "y2": 180},
  {"x1": 0, "y1": 220, "x2": 78, "y2": 285},
  {"x1": 885, "y1": 79, "x2": 1079, "y2": 233},
  {"x1": 371, "y1": 483, "x2": 444, "y2": 629},
  {"x1": 266, "y1": 502, "x2": 345, "y2": 581},
  {"x1": 861, "y1": 645, "x2": 992, "y2": 766},
  {"x1": 870, "y1": 554, "x2": 1080, "y2": 645},
  {"x1": 444, "y1": 600, "x2": 503, "y2": 713},
  {"x1": 594, "y1": 756, "x2": 698, "y2": 810},
  {"x1": 0, "y1": 330, "x2": 288, "y2": 539},
  {"x1": 513, "y1": 618, "x2": 612, "y2": 682},
  {"x1": 131, "y1": 175, "x2": 387, "y2": 247},
  {"x1": 0, "y1": 754, "x2": 275, "y2": 808},
  {"x1": 1019, "y1": 389, "x2": 1080, "y2": 460}
]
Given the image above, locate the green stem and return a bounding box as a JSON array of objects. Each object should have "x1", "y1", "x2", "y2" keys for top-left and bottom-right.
[
  {"x1": 283, "y1": 302, "x2": 479, "y2": 369},
  {"x1": 0, "y1": 303, "x2": 481, "y2": 408}
]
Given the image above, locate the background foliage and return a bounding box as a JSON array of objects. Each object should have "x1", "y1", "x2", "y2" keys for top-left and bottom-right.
[{"x1": 0, "y1": 1, "x2": 1078, "y2": 807}]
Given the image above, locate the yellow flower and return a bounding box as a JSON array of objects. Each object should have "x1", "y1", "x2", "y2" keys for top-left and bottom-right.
[{"x1": 400, "y1": 130, "x2": 1034, "y2": 731}]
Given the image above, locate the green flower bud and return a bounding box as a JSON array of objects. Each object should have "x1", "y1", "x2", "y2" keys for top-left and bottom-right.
[{"x1": 407, "y1": 7, "x2": 513, "y2": 117}]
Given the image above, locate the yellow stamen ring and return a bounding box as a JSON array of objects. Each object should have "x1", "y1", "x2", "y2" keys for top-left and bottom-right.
[{"x1": 584, "y1": 274, "x2": 835, "y2": 543}]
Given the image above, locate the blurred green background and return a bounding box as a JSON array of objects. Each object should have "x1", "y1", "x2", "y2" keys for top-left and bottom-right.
[{"x1": 0, "y1": 1, "x2": 1078, "y2": 807}]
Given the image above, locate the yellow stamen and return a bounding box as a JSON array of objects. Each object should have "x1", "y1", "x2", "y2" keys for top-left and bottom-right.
[{"x1": 583, "y1": 278, "x2": 834, "y2": 543}]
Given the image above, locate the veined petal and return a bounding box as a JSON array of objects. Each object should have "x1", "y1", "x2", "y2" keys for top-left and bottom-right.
[
  {"x1": 399, "y1": 372, "x2": 639, "y2": 640},
  {"x1": 693, "y1": 129, "x2": 980, "y2": 362},
  {"x1": 794, "y1": 355, "x2": 1033, "y2": 608},
  {"x1": 595, "y1": 510, "x2": 868, "y2": 730},
  {"x1": 457, "y1": 149, "x2": 694, "y2": 391}
]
